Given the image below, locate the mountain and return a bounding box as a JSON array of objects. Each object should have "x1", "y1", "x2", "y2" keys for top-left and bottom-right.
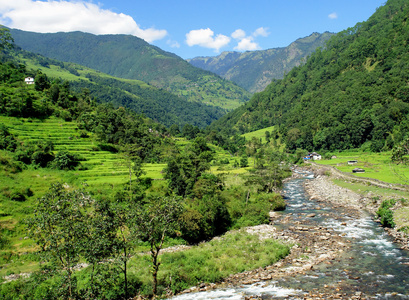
[
  {"x1": 9, "y1": 29, "x2": 251, "y2": 111},
  {"x1": 11, "y1": 47, "x2": 225, "y2": 128},
  {"x1": 188, "y1": 32, "x2": 334, "y2": 93},
  {"x1": 208, "y1": 0, "x2": 409, "y2": 152}
]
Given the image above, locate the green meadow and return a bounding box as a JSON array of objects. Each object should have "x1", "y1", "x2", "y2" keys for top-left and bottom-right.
[
  {"x1": 315, "y1": 150, "x2": 409, "y2": 185},
  {"x1": 241, "y1": 126, "x2": 276, "y2": 143}
]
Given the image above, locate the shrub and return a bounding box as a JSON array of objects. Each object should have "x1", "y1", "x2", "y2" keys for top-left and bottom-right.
[
  {"x1": 377, "y1": 199, "x2": 396, "y2": 228},
  {"x1": 269, "y1": 193, "x2": 286, "y2": 211},
  {"x1": 52, "y1": 151, "x2": 84, "y2": 170}
]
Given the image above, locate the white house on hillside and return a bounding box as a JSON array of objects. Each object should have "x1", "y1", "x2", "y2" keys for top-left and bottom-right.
[{"x1": 25, "y1": 77, "x2": 35, "y2": 84}]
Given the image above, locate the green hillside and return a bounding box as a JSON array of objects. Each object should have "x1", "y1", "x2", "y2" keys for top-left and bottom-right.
[
  {"x1": 0, "y1": 40, "x2": 292, "y2": 299},
  {"x1": 188, "y1": 32, "x2": 334, "y2": 93},
  {"x1": 209, "y1": 0, "x2": 409, "y2": 153},
  {"x1": 12, "y1": 47, "x2": 225, "y2": 129},
  {"x1": 10, "y1": 29, "x2": 251, "y2": 110}
]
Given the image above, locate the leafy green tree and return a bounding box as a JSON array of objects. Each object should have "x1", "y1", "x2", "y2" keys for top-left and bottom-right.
[
  {"x1": 391, "y1": 136, "x2": 409, "y2": 164},
  {"x1": 81, "y1": 198, "x2": 120, "y2": 299},
  {"x1": 34, "y1": 71, "x2": 50, "y2": 92},
  {"x1": 27, "y1": 183, "x2": 91, "y2": 299},
  {"x1": 0, "y1": 27, "x2": 14, "y2": 51},
  {"x1": 132, "y1": 196, "x2": 183, "y2": 297},
  {"x1": 164, "y1": 137, "x2": 214, "y2": 197},
  {"x1": 52, "y1": 151, "x2": 82, "y2": 170}
]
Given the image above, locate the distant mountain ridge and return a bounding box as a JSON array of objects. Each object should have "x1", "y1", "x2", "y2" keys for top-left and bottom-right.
[
  {"x1": 9, "y1": 29, "x2": 251, "y2": 111},
  {"x1": 188, "y1": 32, "x2": 334, "y2": 93}
]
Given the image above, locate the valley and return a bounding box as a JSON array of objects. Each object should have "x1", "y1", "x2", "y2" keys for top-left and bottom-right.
[{"x1": 1, "y1": 0, "x2": 409, "y2": 298}]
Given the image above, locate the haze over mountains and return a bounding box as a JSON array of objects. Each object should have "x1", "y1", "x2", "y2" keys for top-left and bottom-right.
[{"x1": 188, "y1": 32, "x2": 334, "y2": 93}]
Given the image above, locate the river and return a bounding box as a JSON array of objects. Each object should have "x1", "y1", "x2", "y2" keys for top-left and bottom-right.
[{"x1": 170, "y1": 171, "x2": 409, "y2": 299}]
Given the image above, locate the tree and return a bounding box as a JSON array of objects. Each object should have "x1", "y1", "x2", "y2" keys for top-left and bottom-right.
[
  {"x1": 164, "y1": 137, "x2": 214, "y2": 197},
  {"x1": 132, "y1": 196, "x2": 183, "y2": 297},
  {"x1": 391, "y1": 136, "x2": 409, "y2": 164},
  {"x1": 27, "y1": 183, "x2": 91, "y2": 299},
  {"x1": 0, "y1": 27, "x2": 14, "y2": 51}
]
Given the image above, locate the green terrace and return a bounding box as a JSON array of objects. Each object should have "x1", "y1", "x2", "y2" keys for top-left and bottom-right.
[{"x1": 0, "y1": 115, "x2": 166, "y2": 190}]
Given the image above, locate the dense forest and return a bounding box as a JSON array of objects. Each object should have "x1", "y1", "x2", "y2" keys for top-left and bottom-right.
[
  {"x1": 9, "y1": 47, "x2": 226, "y2": 129},
  {"x1": 208, "y1": 0, "x2": 409, "y2": 153},
  {"x1": 9, "y1": 29, "x2": 251, "y2": 111}
]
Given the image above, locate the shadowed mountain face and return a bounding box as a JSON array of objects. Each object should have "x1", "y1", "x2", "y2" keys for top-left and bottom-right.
[{"x1": 188, "y1": 32, "x2": 334, "y2": 93}]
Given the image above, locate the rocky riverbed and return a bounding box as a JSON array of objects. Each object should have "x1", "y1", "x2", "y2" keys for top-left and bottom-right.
[
  {"x1": 304, "y1": 166, "x2": 409, "y2": 252},
  {"x1": 174, "y1": 167, "x2": 409, "y2": 300}
]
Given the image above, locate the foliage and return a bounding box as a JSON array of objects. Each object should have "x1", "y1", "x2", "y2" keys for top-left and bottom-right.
[
  {"x1": 164, "y1": 137, "x2": 214, "y2": 197},
  {"x1": 10, "y1": 28, "x2": 251, "y2": 117},
  {"x1": 376, "y1": 199, "x2": 397, "y2": 228},
  {"x1": 132, "y1": 196, "x2": 183, "y2": 297},
  {"x1": 26, "y1": 183, "x2": 92, "y2": 298},
  {"x1": 208, "y1": 0, "x2": 409, "y2": 153},
  {"x1": 391, "y1": 136, "x2": 409, "y2": 164},
  {"x1": 51, "y1": 150, "x2": 83, "y2": 170},
  {"x1": 0, "y1": 27, "x2": 14, "y2": 51}
]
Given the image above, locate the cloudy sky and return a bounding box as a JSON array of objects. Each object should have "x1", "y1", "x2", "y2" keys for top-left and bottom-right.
[{"x1": 0, "y1": 0, "x2": 386, "y2": 59}]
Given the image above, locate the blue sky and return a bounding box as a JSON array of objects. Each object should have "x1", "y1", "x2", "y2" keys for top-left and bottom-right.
[{"x1": 0, "y1": 0, "x2": 386, "y2": 59}]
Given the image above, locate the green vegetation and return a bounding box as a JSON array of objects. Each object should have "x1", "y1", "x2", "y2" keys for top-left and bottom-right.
[
  {"x1": 10, "y1": 28, "x2": 251, "y2": 112},
  {"x1": 11, "y1": 47, "x2": 226, "y2": 129},
  {"x1": 0, "y1": 37, "x2": 291, "y2": 299},
  {"x1": 377, "y1": 199, "x2": 397, "y2": 228},
  {"x1": 209, "y1": 0, "x2": 409, "y2": 155}
]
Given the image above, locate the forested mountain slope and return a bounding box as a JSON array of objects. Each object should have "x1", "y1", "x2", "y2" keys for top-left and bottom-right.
[
  {"x1": 8, "y1": 46, "x2": 225, "y2": 128},
  {"x1": 208, "y1": 0, "x2": 409, "y2": 153},
  {"x1": 188, "y1": 32, "x2": 334, "y2": 93},
  {"x1": 9, "y1": 29, "x2": 251, "y2": 110}
]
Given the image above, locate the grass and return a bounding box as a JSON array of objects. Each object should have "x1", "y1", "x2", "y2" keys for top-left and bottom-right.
[
  {"x1": 128, "y1": 229, "x2": 291, "y2": 295},
  {"x1": 315, "y1": 150, "x2": 409, "y2": 185},
  {"x1": 241, "y1": 126, "x2": 276, "y2": 143}
]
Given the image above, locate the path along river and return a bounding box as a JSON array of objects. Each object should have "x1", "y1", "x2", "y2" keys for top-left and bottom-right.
[{"x1": 170, "y1": 170, "x2": 409, "y2": 299}]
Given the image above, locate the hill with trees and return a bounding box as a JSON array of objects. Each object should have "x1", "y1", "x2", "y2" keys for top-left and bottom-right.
[
  {"x1": 0, "y1": 28, "x2": 292, "y2": 299},
  {"x1": 9, "y1": 29, "x2": 251, "y2": 111},
  {"x1": 8, "y1": 43, "x2": 227, "y2": 129},
  {"x1": 207, "y1": 0, "x2": 409, "y2": 153},
  {"x1": 188, "y1": 32, "x2": 334, "y2": 93}
]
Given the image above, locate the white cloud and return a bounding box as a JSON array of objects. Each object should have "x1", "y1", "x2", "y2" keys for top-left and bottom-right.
[
  {"x1": 231, "y1": 29, "x2": 246, "y2": 40},
  {"x1": 231, "y1": 27, "x2": 268, "y2": 51},
  {"x1": 328, "y1": 12, "x2": 338, "y2": 19},
  {"x1": 0, "y1": 0, "x2": 167, "y2": 43},
  {"x1": 253, "y1": 27, "x2": 269, "y2": 37},
  {"x1": 185, "y1": 28, "x2": 230, "y2": 52},
  {"x1": 234, "y1": 37, "x2": 260, "y2": 51}
]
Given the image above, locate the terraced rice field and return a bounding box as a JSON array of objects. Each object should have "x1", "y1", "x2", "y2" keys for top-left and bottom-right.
[{"x1": 0, "y1": 116, "x2": 165, "y2": 190}]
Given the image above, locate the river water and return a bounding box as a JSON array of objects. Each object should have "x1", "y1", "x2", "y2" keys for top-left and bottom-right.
[{"x1": 170, "y1": 171, "x2": 409, "y2": 299}]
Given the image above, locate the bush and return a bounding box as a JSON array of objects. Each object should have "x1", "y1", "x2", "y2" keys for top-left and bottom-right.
[
  {"x1": 269, "y1": 193, "x2": 286, "y2": 211},
  {"x1": 377, "y1": 199, "x2": 396, "y2": 228},
  {"x1": 52, "y1": 151, "x2": 84, "y2": 170}
]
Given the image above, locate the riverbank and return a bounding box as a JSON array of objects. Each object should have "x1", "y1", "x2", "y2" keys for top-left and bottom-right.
[
  {"x1": 305, "y1": 164, "x2": 409, "y2": 252},
  {"x1": 174, "y1": 167, "x2": 409, "y2": 299},
  {"x1": 176, "y1": 170, "x2": 364, "y2": 299}
]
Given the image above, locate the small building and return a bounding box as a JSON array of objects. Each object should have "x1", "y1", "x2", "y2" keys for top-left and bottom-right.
[
  {"x1": 348, "y1": 160, "x2": 358, "y2": 165},
  {"x1": 303, "y1": 152, "x2": 322, "y2": 161},
  {"x1": 24, "y1": 77, "x2": 35, "y2": 84},
  {"x1": 352, "y1": 168, "x2": 365, "y2": 173}
]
